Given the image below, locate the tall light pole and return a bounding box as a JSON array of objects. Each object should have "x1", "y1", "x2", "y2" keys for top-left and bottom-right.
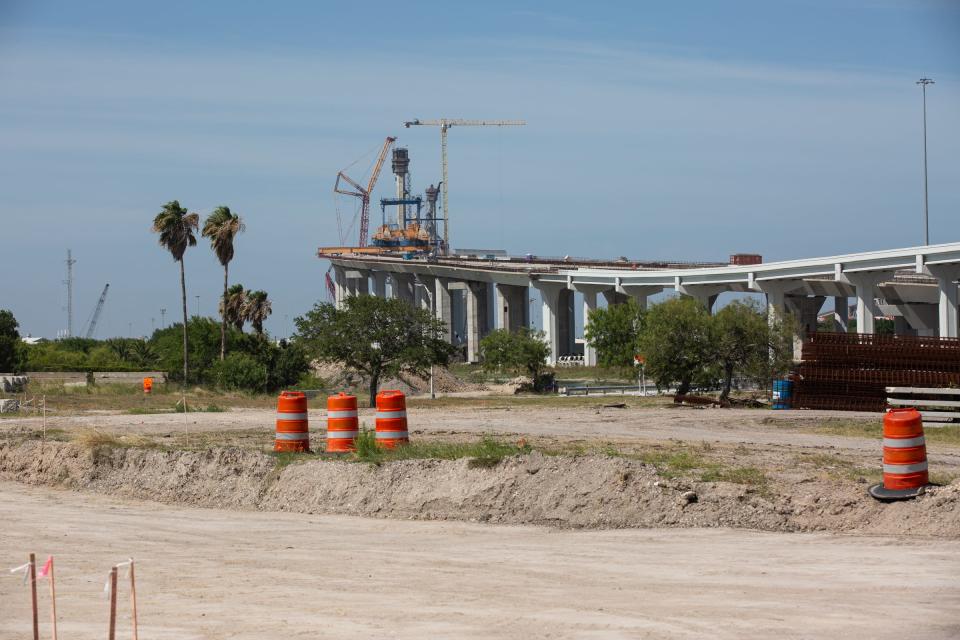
[
  {"x1": 194, "y1": 295, "x2": 200, "y2": 318},
  {"x1": 917, "y1": 77, "x2": 934, "y2": 245}
]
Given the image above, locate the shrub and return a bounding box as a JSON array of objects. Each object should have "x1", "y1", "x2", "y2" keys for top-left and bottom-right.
[{"x1": 210, "y1": 353, "x2": 269, "y2": 392}]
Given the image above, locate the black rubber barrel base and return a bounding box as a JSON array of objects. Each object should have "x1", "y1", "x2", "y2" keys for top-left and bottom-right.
[{"x1": 868, "y1": 483, "x2": 928, "y2": 502}]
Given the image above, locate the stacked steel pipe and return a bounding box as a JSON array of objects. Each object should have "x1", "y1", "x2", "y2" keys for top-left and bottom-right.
[{"x1": 792, "y1": 332, "x2": 960, "y2": 412}]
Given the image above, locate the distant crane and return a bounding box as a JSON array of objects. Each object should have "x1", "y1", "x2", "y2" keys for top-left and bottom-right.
[
  {"x1": 334, "y1": 136, "x2": 396, "y2": 248},
  {"x1": 83, "y1": 284, "x2": 110, "y2": 339},
  {"x1": 402, "y1": 119, "x2": 525, "y2": 253}
]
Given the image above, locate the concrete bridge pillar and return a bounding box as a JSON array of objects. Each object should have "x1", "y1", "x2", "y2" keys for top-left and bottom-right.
[
  {"x1": 465, "y1": 282, "x2": 491, "y2": 363},
  {"x1": 371, "y1": 271, "x2": 388, "y2": 298},
  {"x1": 345, "y1": 269, "x2": 369, "y2": 296},
  {"x1": 573, "y1": 285, "x2": 610, "y2": 367},
  {"x1": 603, "y1": 290, "x2": 629, "y2": 306},
  {"x1": 676, "y1": 284, "x2": 725, "y2": 314},
  {"x1": 414, "y1": 275, "x2": 434, "y2": 312},
  {"x1": 557, "y1": 288, "x2": 576, "y2": 358},
  {"x1": 620, "y1": 286, "x2": 663, "y2": 310},
  {"x1": 533, "y1": 282, "x2": 566, "y2": 365},
  {"x1": 434, "y1": 277, "x2": 453, "y2": 343},
  {"x1": 333, "y1": 266, "x2": 347, "y2": 309},
  {"x1": 833, "y1": 297, "x2": 849, "y2": 332},
  {"x1": 392, "y1": 273, "x2": 416, "y2": 304},
  {"x1": 786, "y1": 295, "x2": 825, "y2": 360},
  {"x1": 928, "y1": 265, "x2": 960, "y2": 338},
  {"x1": 846, "y1": 272, "x2": 890, "y2": 335},
  {"x1": 495, "y1": 283, "x2": 529, "y2": 332}
]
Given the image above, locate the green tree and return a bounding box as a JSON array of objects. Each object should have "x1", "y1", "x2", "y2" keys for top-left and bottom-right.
[
  {"x1": 220, "y1": 284, "x2": 248, "y2": 331},
  {"x1": 202, "y1": 206, "x2": 245, "y2": 361},
  {"x1": 711, "y1": 300, "x2": 792, "y2": 403},
  {"x1": 584, "y1": 299, "x2": 645, "y2": 371},
  {"x1": 479, "y1": 328, "x2": 552, "y2": 389},
  {"x1": 242, "y1": 290, "x2": 272, "y2": 336},
  {"x1": 152, "y1": 200, "x2": 199, "y2": 385},
  {"x1": 0, "y1": 309, "x2": 24, "y2": 373},
  {"x1": 638, "y1": 296, "x2": 712, "y2": 395},
  {"x1": 294, "y1": 296, "x2": 455, "y2": 407}
]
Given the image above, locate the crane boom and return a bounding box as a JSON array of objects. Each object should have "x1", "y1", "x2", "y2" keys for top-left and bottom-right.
[
  {"x1": 84, "y1": 283, "x2": 109, "y2": 339},
  {"x1": 402, "y1": 118, "x2": 525, "y2": 253},
  {"x1": 333, "y1": 136, "x2": 396, "y2": 248}
]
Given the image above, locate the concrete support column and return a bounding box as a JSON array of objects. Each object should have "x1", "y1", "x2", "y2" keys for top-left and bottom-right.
[
  {"x1": 893, "y1": 316, "x2": 915, "y2": 336},
  {"x1": 894, "y1": 303, "x2": 938, "y2": 337},
  {"x1": 676, "y1": 284, "x2": 725, "y2": 314},
  {"x1": 371, "y1": 271, "x2": 388, "y2": 298},
  {"x1": 495, "y1": 283, "x2": 529, "y2": 332},
  {"x1": 785, "y1": 295, "x2": 825, "y2": 360},
  {"x1": 392, "y1": 273, "x2": 415, "y2": 304},
  {"x1": 557, "y1": 288, "x2": 576, "y2": 357},
  {"x1": 346, "y1": 270, "x2": 369, "y2": 296},
  {"x1": 333, "y1": 265, "x2": 347, "y2": 309},
  {"x1": 620, "y1": 286, "x2": 663, "y2": 310},
  {"x1": 603, "y1": 290, "x2": 629, "y2": 306},
  {"x1": 833, "y1": 297, "x2": 849, "y2": 332},
  {"x1": 573, "y1": 285, "x2": 612, "y2": 367},
  {"x1": 846, "y1": 273, "x2": 888, "y2": 335},
  {"x1": 434, "y1": 277, "x2": 453, "y2": 343},
  {"x1": 928, "y1": 265, "x2": 960, "y2": 338},
  {"x1": 533, "y1": 282, "x2": 564, "y2": 365},
  {"x1": 414, "y1": 275, "x2": 435, "y2": 312},
  {"x1": 465, "y1": 281, "x2": 491, "y2": 363},
  {"x1": 581, "y1": 289, "x2": 599, "y2": 366}
]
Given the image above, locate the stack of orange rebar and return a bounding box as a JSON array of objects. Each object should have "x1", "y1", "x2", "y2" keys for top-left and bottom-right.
[{"x1": 792, "y1": 332, "x2": 960, "y2": 412}]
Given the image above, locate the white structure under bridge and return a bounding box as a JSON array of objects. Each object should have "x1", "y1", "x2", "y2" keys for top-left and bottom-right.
[{"x1": 323, "y1": 242, "x2": 960, "y2": 366}]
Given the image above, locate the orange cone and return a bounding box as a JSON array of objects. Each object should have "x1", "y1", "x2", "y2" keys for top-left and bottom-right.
[{"x1": 869, "y1": 408, "x2": 930, "y2": 501}]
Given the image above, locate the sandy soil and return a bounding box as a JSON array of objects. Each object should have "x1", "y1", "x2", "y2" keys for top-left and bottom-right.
[
  {"x1": 2, "y1": 482, "x2": 958, "y2": 640},
  {"x1": 1, "y1": 404, "x2": 893, "y2": 447}
]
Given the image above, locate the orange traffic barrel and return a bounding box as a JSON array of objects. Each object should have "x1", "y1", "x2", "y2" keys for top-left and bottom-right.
[
  {"x1": 326, "y1": 392, "x2": 359, "y2": 452},
  {"x1": 869, "y1": 408, "x2": 929, "y2": 501},
  {"x1": 274, "y1": 391, "x2": 309, "y2": 453},
  {"x1": 142, "y1": 377, "x2": 153, "y2": 394},
  {"x1": 375, "y1": 390, "x2": 408, "y2": 449}
]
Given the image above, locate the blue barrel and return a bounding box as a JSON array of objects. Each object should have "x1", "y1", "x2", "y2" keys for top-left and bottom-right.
[{"x1": 772, "y1": 379, "x2": 793, "y2": 410}]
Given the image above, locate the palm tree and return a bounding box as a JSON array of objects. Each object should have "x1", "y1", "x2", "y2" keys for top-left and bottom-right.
[
  {"x1": 202, "y1": 207, "x2": 245, "y2": 360},
  {"x1": 152, "y1": 200, "x2": 199, "y2": 384},
  {"x1": 242, "y1": 290, "x2": 272, "y2": 336},
  {"x1": 219, "y1": 284, "x2": 248, "y2": 331}
]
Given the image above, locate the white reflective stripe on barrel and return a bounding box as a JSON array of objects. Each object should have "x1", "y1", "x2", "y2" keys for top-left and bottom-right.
[
  {"x1": 275, "y1": 432, "x2": 309, "y2": 440},
  {"x1": 883, "y1": 461, "x2": 928, "y2": 474},
  {"x1": 883, "y1": 436, "x2": 925, "y2": 448},
  {"x1": 327, "y1": 410, "x2": 358, "y2": 419},
  {"x1": 376, "y1": 410, "x2": 407, "y2": 419},
  {"x1": 376, "y1": 431, "x2": 409, "y2": 439},
  {"x1": 327, "y1": 430, "x2": 359, "y2": 439},
  {"x1": 277, "y1": 412, "x2": 308, "y2": 421}
]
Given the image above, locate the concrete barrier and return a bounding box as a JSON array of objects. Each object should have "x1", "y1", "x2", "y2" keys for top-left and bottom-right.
[
  {"x1": 0, "y1": 375, "x2": 28, "y2": 393},
  {"x1": 24, "y1": 372, "x2": 166, "y2": 386}
]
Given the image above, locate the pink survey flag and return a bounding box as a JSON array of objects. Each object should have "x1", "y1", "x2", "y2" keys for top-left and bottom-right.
[{"x1": 38, "y1": 556, "x2": 52, "y2": 579}]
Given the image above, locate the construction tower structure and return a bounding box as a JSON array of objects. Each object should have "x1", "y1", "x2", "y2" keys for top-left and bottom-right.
[{"x1": 402, "y1": 118, "x2": 525, "y2": 253}]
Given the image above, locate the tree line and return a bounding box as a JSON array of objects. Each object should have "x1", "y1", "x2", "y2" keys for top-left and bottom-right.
[{"x1": 585, "y1": 296, "x2": 793, "y2": 401}]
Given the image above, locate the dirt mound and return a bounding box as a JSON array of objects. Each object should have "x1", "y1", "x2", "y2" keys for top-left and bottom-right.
[
  {"x1": 312, "y1": 361, "x2": 486, "y2": 395},
  {"x1": 1, "y1": 440, "x2": 958, "y2": 536}
]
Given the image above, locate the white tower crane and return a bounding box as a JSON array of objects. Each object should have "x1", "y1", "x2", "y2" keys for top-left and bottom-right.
[{"x1": 403, "y1": 119, "x2": 525, "y2": 254}]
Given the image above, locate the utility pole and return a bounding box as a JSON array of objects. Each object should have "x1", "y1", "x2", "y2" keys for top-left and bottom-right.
[
  {"x1": 403, "y1": 119, "x2": 525, "y2": 253},
  {"x1": 917, "y1": 77, "x2": 934, "y2": 245},
  {"x1": 64, "y1": 250, "x2": 76, "y2": 337},
  {"x1": 195, "y1": 295, "x2": 200, "y2": 318},
  {"x1": 160, "y1": 308, "x2": 166, "y2": 328}
]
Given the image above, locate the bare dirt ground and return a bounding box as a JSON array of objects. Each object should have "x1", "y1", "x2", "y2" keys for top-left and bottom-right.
[
  {"x1": 0, "y1": 401, "x2": 900, "y2": 450},
  {"x1": 2, "y1": 482, "x2": 959, "y2": 640}
]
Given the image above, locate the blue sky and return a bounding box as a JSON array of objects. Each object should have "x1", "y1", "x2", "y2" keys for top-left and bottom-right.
[{"x1": 1, "y1": 0, "x2": 958, "y2": 339}]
